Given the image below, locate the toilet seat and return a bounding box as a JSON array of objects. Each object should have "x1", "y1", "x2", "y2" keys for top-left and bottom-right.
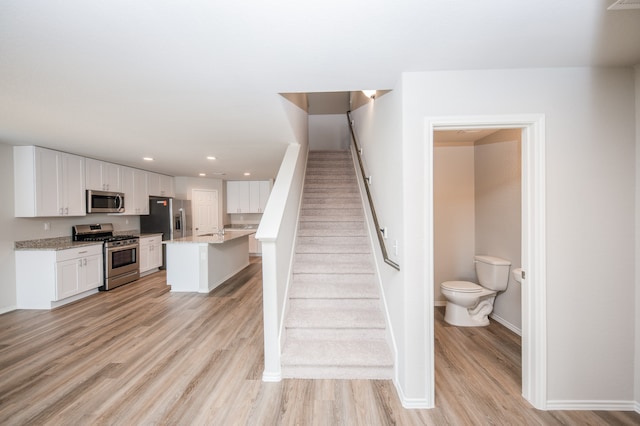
[{"x1": 441, "y1": 280, "x2": 483, "y2": 293}]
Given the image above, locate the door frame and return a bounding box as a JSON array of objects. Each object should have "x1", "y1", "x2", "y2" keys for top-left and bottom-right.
[{"x1": 425, "y1": 114, "x2": 547, "y2": 409}]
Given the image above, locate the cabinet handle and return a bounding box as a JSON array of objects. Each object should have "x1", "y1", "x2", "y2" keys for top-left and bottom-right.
[
  {"x1": 64, "y1": 207, "x2": 69, "y2": 215},
  {"x1": 78, "y1": 250, "x2": 88, "y2": 254},
  {"x1": 78, "y1": 259, "x2": 83, "y2": 267},
  {"x1": 83, "y1": 259, "x2": 87, "y2": 266}
]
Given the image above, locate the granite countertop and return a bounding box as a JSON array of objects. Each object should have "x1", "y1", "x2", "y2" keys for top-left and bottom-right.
[
  {"x1": 14, "y1": 237, "x2": 103, "y2": 251},
  {"x1": 164, "y1": 229, "x2": 255, "y2": 245},
  {"x1": 139, "y1": 233, "x2": 163, "y2": 238}
]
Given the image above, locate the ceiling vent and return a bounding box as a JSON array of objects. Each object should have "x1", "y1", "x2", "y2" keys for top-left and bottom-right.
[{"x1": 608, "y1": 0, "x2": 640, "y2": 10}]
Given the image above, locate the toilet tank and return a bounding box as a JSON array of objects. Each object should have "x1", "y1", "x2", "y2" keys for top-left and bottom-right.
[{"x1": 474, "y1": 255, "x2": 511, "y2": 291}]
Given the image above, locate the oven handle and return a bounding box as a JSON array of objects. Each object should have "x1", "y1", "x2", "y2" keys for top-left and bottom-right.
[{"x1": 116, "y1": 194, "x2": 123, "y2": 212}]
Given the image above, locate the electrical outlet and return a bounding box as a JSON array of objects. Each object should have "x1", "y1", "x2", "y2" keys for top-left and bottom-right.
[
  {"x1": 43, "y1": 222, "x2": 50, "y2": 231},
  {"x1": 394, "y1": 240, "x2": 398, "y2": 256}
]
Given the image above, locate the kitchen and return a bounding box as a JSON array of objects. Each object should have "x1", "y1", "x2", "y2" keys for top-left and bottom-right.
[{"x1": 7, "y1": 144, "x2": 272, "y2": 310}]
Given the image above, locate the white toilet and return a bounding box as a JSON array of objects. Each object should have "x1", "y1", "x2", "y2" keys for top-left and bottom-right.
[{"x1": 440, "y1": 255, "x2": 511, "y2": 327}]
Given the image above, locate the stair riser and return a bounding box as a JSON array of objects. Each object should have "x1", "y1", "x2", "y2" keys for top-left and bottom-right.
[{"x1": 281, "y1": 366, "x2": 392, "y2": 380}]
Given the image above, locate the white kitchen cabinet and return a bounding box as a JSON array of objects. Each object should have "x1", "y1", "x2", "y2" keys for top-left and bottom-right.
[
  {"x1": 86, "y1": 158, "x2": 121, "y2": 192},
  {"x1": 56, "y1": 248, "x2": 103, "y2": 299},
  {"x1": 148, "y1": 173, "x2": 175, "y2": 197},
  {"x1": 16, "y1": 244, "x2": 103, "y2": 309},
  {"x1": 121, "y1": 167, "x2": 149, "y2": 215},
  {"x1": 140, "y1": 235, "x2": 163, "y2": 274},
  {"x1": 14, "y1": 146, "x2": 86, "y2": 217},
  {"x1": 249, "y1": 180, "x2": 271, "y2": 213},
  {"x1": 248, "y1": 233, "x2": 262, "y2": 254},
  {"x1": 227, "y1": 180, "x2": 271, "y2": 214},
  {"x1": 226, "y1": 181, "x2": 250, "y2": 213}
]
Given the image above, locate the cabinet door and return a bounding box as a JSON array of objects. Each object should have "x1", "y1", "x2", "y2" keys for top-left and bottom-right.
[
  {"x1": 258, "y1": 181, "x2": 271, "y2": 212},
  {"x1": 80, "y1": 254, "x2": 103, "y2": 291},
  {"x1": 85, "y1": 158, "x2": 104, "y2": 191},
  {"x1": 249, "y1": 181, "x2": 271, "y2": 213},
  {"x1": 62, "y1": 153, "x2": 86, "y2": 216},
  {"x1": 56, "y1": 258, "x2": 81, "y2": 300},
  {"x1": 139, "y1": 240, "x2": 151, "y2": 273},
  {"x1": 159, "y1": 174, "x2": 174, "y2": 198},
  {"x1": 120, "y1": 167, "x2": 135, "y2": 215},
  {"x1": 227, "y1": 181, "x2": 250, "y2": 213},
  {"x1": 36, "y1": 148, "x2": 64, "y2": 217},
  {"x1": 150, "y1": 240, "x2": 163, "y2": 269},
  {"x1": 85, "y1": 159, "x2": 119, "y2": 191},
  {"x1": 134, "y1": 169, "x2": 149, "y2": 214}
]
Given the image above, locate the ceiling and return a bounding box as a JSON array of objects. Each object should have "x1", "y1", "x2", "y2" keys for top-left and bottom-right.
[{"x1": 0, "y1": 1, "x2": 639, "y2": 180}]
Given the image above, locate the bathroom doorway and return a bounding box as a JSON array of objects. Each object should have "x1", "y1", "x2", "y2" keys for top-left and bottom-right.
[{"x1": 425, "y1": 115, "x2": 547, "y2": 409}]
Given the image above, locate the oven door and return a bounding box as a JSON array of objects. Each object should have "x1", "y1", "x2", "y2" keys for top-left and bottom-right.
[{"x1": 104, "y1": 243, "x2": 140, "y2": 290}]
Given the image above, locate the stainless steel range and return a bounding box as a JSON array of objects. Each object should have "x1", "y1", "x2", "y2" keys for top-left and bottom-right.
[{"x1": 73, "y1": 223, "x2": 140, "y2": 290}]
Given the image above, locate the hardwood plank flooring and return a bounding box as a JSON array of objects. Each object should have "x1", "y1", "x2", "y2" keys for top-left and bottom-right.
[{"x1": 1, "y1": 257, "x2": 639, "y2": 425}]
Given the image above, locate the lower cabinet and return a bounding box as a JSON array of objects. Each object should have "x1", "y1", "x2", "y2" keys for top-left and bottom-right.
[
  {"x1": 140, "y1": 235, "x2": 163, "y2": 274},
  {"x1": 248, "y1": 233, "x2": 261, "y2": 255},
  {"x1": 16, "y1": 244, "x2": 103, "y2": 309}
]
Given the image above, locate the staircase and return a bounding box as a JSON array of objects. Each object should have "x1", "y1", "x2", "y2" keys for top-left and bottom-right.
[{"x1": 280, "y1": 150, "x2": 393, "y2": 380}]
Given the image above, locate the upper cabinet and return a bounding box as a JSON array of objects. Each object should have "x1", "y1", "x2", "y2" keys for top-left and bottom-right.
[
  {"x1": 148, "y1": 173, "x2": 175, "y2": 198},
  {"x1": 249, "y1": 180, "x2": 271, "y2": 213},
  {"x1": 13, "y1": 145, "x2": 176, "y2": 218},
  {"x1": 14, "y1": 146, "x2": 86, "y2": 217},
  {"x1": 226, "y1": 180, "x2": 271, "y2": 214},
  {"x1": 86, "y1": 158, "x2": 121, "y2": 192},
  {"x1": 120, "y1": 167, "x2": 149, "y2": 215}
]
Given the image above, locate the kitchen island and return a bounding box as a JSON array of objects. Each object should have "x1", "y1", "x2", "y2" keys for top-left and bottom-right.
[{"x1": 163, "y1": 229, "x2": 255, "y2": 293}]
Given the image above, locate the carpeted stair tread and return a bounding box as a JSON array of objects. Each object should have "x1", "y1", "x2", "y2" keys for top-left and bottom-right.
[
  {"x1": 295, "y1": 236, "x2": 371, "y2": 254},
  {"x1": 293, "y1": 253, "x2": 374, "y2": 274},
  {"x1": 286, "y1": 301, "x2": 386, "y2": 329},
  {"x1": 289, "y1": 278, "x2": 378, "y2": 299}
]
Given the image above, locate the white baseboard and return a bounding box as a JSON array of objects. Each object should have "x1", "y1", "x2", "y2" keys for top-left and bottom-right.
[
  {"x1": 434, "y1": 300, "x2": 446, "y2": 307},
  {"x1": 262, "y1": 371, "x2": 282, "y2": 382},
  {"x1": 636, "y1": 401, "x2": 640, "y2": 414},
  {"x1": 489, "y1": 313, "x2": 522, "y2": 336},
  {"x1": 546, "y1": 400, "x2": 637, "y2": 411},
  {"x1": 393, "y1": 378, "x2": 432, "y2": 409},
  {"x1": 0, "y1": 305, "x2": 17, "y2": 315}
]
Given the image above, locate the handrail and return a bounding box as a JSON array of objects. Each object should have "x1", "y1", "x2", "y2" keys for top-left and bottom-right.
[{"x1": 346, "y1": 111, "x2": 400, "y2": 271}]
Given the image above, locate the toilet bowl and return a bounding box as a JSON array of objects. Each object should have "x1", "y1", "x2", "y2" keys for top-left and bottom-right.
[{"x1": 440, "y1": 255, "x2": 511, "y2": 327}]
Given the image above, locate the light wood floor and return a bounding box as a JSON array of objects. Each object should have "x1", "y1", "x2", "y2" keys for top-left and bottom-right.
[{"x1": 1, "y1": 257, "x2": 639, "y2": 425}]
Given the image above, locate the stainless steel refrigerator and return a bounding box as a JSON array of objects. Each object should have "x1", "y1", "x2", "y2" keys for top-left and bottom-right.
[{"x1": 140, "y1": 197, "x2": 192, "y2": 268}]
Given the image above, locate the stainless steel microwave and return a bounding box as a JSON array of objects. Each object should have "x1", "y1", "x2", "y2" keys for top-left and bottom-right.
[{"x1": 86, "y1": 190, "x2": 125, "y2": 213}]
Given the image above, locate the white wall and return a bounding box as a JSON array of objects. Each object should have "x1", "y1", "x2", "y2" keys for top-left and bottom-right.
[
  {"x1": 308, "y1": 114, "x2": 350, "y2": 151},
  {"x1": 635, "y1": 64, "x2": 640, "y2": 409},
  {"x1": 474, "y1": 130, "x2": 522, "y2": 331},
  {"x1": 433, "y1": 144, "x2": 476, "y2": 304},
  {"x1": 351, "y1": 87, "x2": 421, "y2": 403},
  {"x1": 398, "y1": 68, "x2": 636, "y2": 405},
  {"x1": 0, "y1": 142, "x2": 138, "y2": 313}
]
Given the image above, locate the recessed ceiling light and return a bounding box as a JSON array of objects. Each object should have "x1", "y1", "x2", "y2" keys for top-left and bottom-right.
[
  {"x1": 199, "y1": 173, "x2": 206, "y2": 177},
  {"x1": 206, "y1": 156, "x2": 216, "y2": 160},
  {"x1": 243, "y1": 172, "x2": 251, "y2": 176},
  {"x1": 143, "y1": 157, "x2": 154, "y2": 161}
]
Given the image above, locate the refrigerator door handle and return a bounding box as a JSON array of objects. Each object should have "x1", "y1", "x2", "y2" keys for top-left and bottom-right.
[{"x1": 180, "y1": 209, "x2": 186, "y2": 238}]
